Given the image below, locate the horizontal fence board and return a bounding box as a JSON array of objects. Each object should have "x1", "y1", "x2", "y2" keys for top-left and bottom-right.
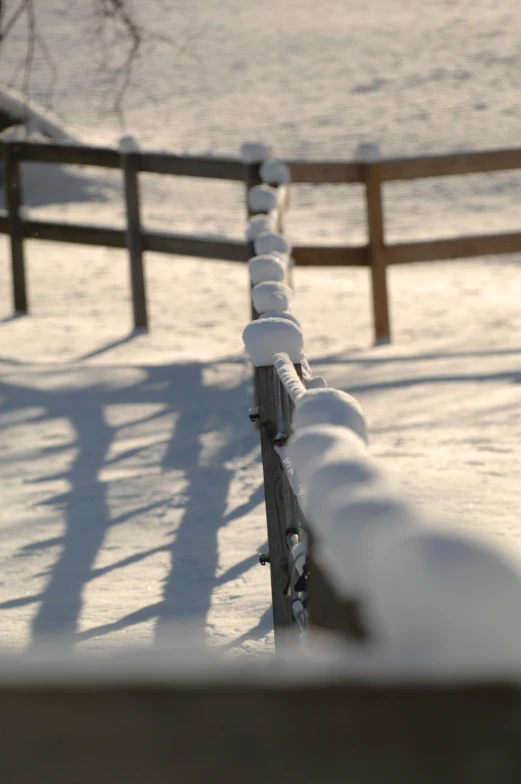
[
  {"x1": 1, "y1": 680, "x2": 521, "y2": 783},
  {"x1": 139, "y1": 152, "x2": 247, "y2": 180},
  {"x1": 23, "y1": 220, "x2": 126, "y2": 248},
  {"x1": 385, "y1": 232, "x2": 521, "y2": 264},
  {"x1": 292, "y1": 245, "x2": 368, "y2": 266},
  {"x1": 145, "y1": 232, "x2": 249, "y2": 261},
  {"x1": 288, "y1": 161, "x2": 364, "y2": 184},
  {"x1": 0, "y1": 143, "x2": 248, "y2": 180},
  {"x1": 0, "y1": 142, "x2": 121, "y2": 168},
  {"x1": 0, "y1": 217, "x2": 249, "y2": 261},
  {"x1": 374, "y1": 148, "x2": 521, "y2": 182}
]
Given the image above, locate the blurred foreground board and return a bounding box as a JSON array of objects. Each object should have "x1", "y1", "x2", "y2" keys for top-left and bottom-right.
[{"x1": 1, "y1": 663, "x2": 521, "y2": 783}]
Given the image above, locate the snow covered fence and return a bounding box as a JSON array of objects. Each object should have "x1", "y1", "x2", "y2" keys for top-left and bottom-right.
[
  {"x1": 243, "y1": 309, "x2": 521, "y2": 675},
  {"x1": 242, "y1": 142, "x2": 292, "y2": 320}
]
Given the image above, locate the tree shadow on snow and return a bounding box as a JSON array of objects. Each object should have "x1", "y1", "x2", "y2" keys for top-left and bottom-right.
[{"x1": 0, "y1": 357, "x2": 269, "y2": 651}]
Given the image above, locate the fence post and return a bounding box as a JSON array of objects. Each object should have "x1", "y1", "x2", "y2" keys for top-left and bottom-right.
[
  {"x1": 121, "y1": 143, "x2": 148, "y2": 330},
  {"x1": 256, "y1": 365, "x2": 298, "y2": 642},
  {"x1": 364, "y1": 164, "x2": 390, "y2": 343},
  {"x1": 4, "y1": 142, "x2": 28, "y2": 313}
]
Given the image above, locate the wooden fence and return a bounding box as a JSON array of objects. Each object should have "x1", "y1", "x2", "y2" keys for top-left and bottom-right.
[{"x1": 2, "y1": 141, "x2": 521, "y2": 339}]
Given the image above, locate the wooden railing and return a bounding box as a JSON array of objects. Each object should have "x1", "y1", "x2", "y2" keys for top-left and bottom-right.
[
  {"x1": 288, "y1": 148, "x2": 521, "y2": 341},
  {"x1": 2, "y1": 141, "x2": 521, "y2": 340}
]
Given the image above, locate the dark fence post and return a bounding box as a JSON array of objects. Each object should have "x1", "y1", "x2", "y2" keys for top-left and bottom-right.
[
  {"x1": 4, "y1": 142, "x2": 28, "y2": 313},
  {"x1": 121, "y1": 147, "x2": 148, "y2": 330},
  {"x1": 364, "y1": 164, "x2": 390, "y2": 343},
  {"x1": 255, "y1": 365, "x2": 298, "y2": 641}
]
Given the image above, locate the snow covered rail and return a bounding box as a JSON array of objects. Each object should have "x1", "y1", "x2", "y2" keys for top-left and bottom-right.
[{"x1": 243, "y1": 293, "x2": 521, "y2": 671}]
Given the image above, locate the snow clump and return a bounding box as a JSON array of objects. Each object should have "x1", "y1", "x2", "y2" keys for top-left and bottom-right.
[
  {"x1": 367, "y1": 528, "x2": 521, "y2": 675},
  {"x1": 119, "y1": 135, "x2": 140, "y2": 153},
  {"x1": 293, "y1": 388, "x2": 368, "y2": 444},
  {"x1": 242, "y1": 317, "x2": 304, "y2": 367},
  {"x1": 259, "y1": 311, "x2": 301, "y2": 328},
  {"x1": 287, "y1": 425, "x2": 366, "y2": 490},
  {"x1": 254, "y1": 232, "x2": 291, "y2": 257},
  {"x1": 251, "y1": 282, "x2": 292, "y2": 314},
  {"x1": 260, "y1": 159, "x2": 291, "y2": 185},
  {"x1": 248, "y1": 255, "x2": 287, "y2": 285},
  {"x1": 245, "y1": 213, "x2": 277, "y2": 241},
  {"x1": 248, "y1": 184, "x2": 279, "y2": 214},
  {"x1": 241, "y1": 142, "x2": 273, "y2": 163}
]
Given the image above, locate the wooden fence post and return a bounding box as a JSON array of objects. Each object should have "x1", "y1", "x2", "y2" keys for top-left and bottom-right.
[
  {"x1": 4, "y1": 142, "x2": 28, "y2": 313},
  {"x1": 364, "y1": 164, "x2": 391, "y2": 343},
  {"x1": 121, "y1": 148, "x2": 148, "y2": 330},
  {"x1": 256, "y1": 365, "x2": 298, "y2": 641}
]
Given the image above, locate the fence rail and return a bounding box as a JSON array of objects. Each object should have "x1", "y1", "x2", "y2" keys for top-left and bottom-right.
[{"x1": 2, "y1": 140, "x2": 521, "y2": 339}]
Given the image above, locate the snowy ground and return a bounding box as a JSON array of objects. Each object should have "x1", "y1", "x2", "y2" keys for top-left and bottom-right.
[{"x1": 0, "y1": 0, "x2": 520, "y2": 653}]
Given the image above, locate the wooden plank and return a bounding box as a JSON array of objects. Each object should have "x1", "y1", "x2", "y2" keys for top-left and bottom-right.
[
  {"x1": 145, "y1": 232, "x2": 249, "y2": 261},
  {"x1": 0, "y1": 142, "x2": 247, "y2": 179},
  {"x1": 121, "y1": 151, "x2": 148, "y2": 330},
  {"x1": 288, "y1": 161, "x2": 364, "y2": 184},
  {"x1": 2, "y1": 678, "x2": 521, "y2": 783},
  {"x1": 2, "y1": 141, "x2": 120, "y2": 168},
  {"x1": 385, "y1": 232, "x2": 521, "y2": 265},
  {"x1": 292, "y1": 245, "x2": 368, "y2": 266},
  {"x1": 374, "y1": 148, "x2": 521, "y2": 182},
  {"x1": 255, "y1": 366, "x2": 296, "y2": 640},
  {"x1": 139, "y1": 152, "x2": 247, "y2": 180},
  {"x1": 22, "y1": 220, "x2": 127, "y2": 249},
  {"x1": 364, "y1": 165, "x2": 391, "y2": 342},
  {"x1": 4, "y1": 143, "x2": 28, "y2": 313}
]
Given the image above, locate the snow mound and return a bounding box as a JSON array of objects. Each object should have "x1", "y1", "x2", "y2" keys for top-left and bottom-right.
[
  {"x1": 273, "y1": 352, "x2": 306, "y2": 403},
  {"x1": 314, "y1": 488, "x2": 418, "y2": 598},
  {"x1": 0, "y1": 86, "x2": 78, "y2": 143},
  {"x1": 242, "y1": 317, "x2": 304, "y2": 367},
  {"x1": 293, "y1": 388, "x2": 368, "y2": 444},
  {"x1": 119, "y1": 135, "x2": 140, "y2": 153},
  {"x1": 254, "y1": 231, "x2": 292, "y2": 256},
  {"x1": 251, "y1": 281, "x2": 292, "y2": 314},
  {"x1": 304, "y1": 376, "x2": 328, "y2": 390},
  {"x1": 260, "y1": 159, "x2": 291, "y2": 185},
  {"x1": 245, "y1": 213, "x2": 277, "y2": 241},
  {"x1": 248, "y1": 255, "x2": 287, "y2": 285},
  {"x1": 368, "y1": 529, "x2": 521, "y2": 674},
  {"x1": 248, "y1": 184, "x2": 279, "y2": 213},
  {"x1": 287, "y1": 425, "x2": 367, "y2": 489},
  {"x1": 354, "y1": 141, "x2": 381, "y2": 161},
  {"x1": 241, "y1": 141, "x2": 273, "y2": 163},
  {"x1": 259, "y1": 311, "x2": 301, "y2": 327}
]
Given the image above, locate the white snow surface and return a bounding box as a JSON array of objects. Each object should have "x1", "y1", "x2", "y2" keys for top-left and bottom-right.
[
  {"x1": 247, "y1": 255, "x2": 287, "y2": 285},
  {"x1": 251, "y1": 281, "x2": 292, "y2": 314},
  {"x1": 259, "y1": 311, "x2": 302, "y2": 328},
  {"x1": 254, "y1": 232, "x2": 292, "y2": 257},
  {"x1": 243, "y1": 318, "x2": 304, "y2": 368},
  {"x1": 247, "y1": 185, "x2": 279, "y2": 214},
  {"x1": 0, "y1": 86, "x2": 77, "y2": 142},
  {"x1": 0, "y1": 0, "x2": 521, "y2": 662},
  {"x1": 293, "y1": 389, "x2": 368, "y2": 444}
]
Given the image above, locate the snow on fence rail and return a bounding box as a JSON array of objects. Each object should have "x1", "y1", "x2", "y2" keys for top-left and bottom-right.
[
  {"x1": 242, "y1": 198, "x2": 521, "y2": 672},
  {"x1": 2, "y1": 139, "x2": 521, "y2": 340}
]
